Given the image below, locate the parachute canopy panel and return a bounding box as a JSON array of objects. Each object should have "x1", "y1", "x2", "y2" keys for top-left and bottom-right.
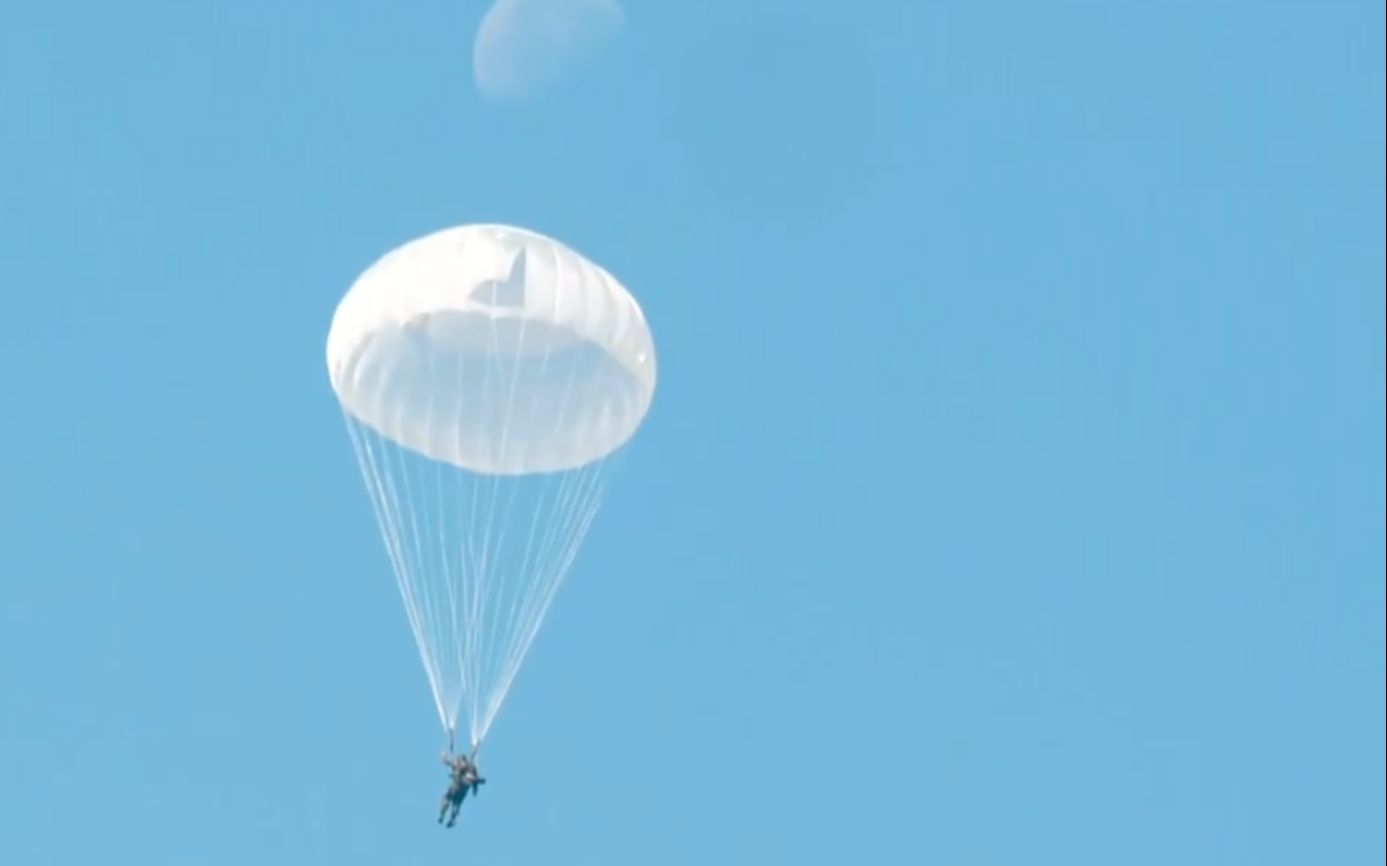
[{"x1": 326, "y1": 224, "x2": 656, "y2": 476}]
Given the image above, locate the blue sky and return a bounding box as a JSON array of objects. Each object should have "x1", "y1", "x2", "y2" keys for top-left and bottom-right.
[{"x1": 1, "y1": 1, "x2": 1383, "y2": 863}]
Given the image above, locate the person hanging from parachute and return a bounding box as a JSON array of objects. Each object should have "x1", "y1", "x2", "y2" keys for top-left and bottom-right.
[
  {"x1": 438, "y1": 745, "x2": 487, "y2": 828},
  {"x1": 327, "y1": 225, "x2": 656, "y2": 828}
]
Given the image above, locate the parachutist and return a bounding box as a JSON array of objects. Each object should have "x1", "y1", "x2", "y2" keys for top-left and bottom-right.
[{"x1": 438, "y1": 751, "x2": 486, "y2": 828}]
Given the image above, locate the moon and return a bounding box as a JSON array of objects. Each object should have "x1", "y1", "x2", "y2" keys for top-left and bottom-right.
[{"x1": 472, "y1": 0, "x2": 625, "y2": 102}]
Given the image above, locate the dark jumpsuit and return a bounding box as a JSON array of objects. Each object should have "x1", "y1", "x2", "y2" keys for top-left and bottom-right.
[{"x1": 439, "y1": 755, "x2": 485, "y2": 827}]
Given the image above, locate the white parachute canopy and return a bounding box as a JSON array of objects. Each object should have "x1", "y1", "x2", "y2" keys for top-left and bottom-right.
[{"x1": 326, "y1": 224, "x2": 656, "y2": 752}]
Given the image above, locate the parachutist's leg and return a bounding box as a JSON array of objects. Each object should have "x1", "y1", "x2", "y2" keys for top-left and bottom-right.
[{"x1": 439, "y1": 795, "x2": 451, "y2": 824}]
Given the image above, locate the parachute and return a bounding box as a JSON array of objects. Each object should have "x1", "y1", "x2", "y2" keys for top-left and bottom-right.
[{"x1": 326, "y1": 224, "x2": 656, "y2": 753}]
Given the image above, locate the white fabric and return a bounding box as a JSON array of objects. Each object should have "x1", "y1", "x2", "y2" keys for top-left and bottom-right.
[
  {"x1": 326, "y1": 224, "x2": 656, "y2": 475},
  {"x1": 326, "y1": 223, "x2": 657, "y2": 748}
]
